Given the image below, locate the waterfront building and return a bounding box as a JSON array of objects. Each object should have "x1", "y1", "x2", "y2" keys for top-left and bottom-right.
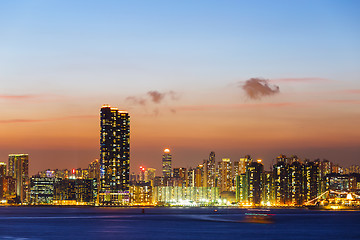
[
  {"x1": 262, "y1": 171, "x2": 274, "y2": 205},
  {"x1": 54, "y1": 178, "x2": 97, "y2": 205},
  {"x1": 203, "y1": 152, "x2": 216, "y2": 188},
  {"x1": 145, "y1": 168, "x2": 156, "y2": 182},
  {"x1": 219, "y1": 158, "x2": 232, "y2": 193},
  {"x1": 289, "y1": 159, "x2": 305, "y2": 205},
  {"x1": 173, "y1": 167, "x2": 187, "y2": 187},
  {"x1": 29, "y1": 177, "x2": 61, "y2": 204},
  {"x1": 0, "y1": 162, "x2": 6, "y2": 177},
  {"x1": 246, "y1": 160, "x2": 264, "y2": 205},
  {"x1": 88, "y1": 159, "x2": 100, "y2": 181},
  {"x1": 304, "y1": 160, "x2": 320, "y2": 202},
  {"x1": 0, "y1": 163, "x2": 6, "y2": 200},
  {"x1": 8, "y1": 154, "x2": 29, "y2": 204},
  {"x1": 187, "y1": 168, "x2": 195, "y2": 187},
  {"x1": 238, "y1": 155, "x2": 252, "y2": 175},
  {"x1": 195, "y1": 165, "x2": 204, "y2": 187},
  {"x1": 99, "y1": 105, "x2": 130, "y2": 205},
  {"x1": 162, "y1": 148, "x2": 172, "y2": 179},
  {"x1": 235, "y1": 174, "x2": 247, "y2": 203},
  {"x1": 332, "y1": 164, "x2": 343, "y2": 174},
  {"x1": 130, "y1": 181, "x2": 152, "y2": 205},
  {"x1": 153, "y1": 186, "x2": 219, "y2": 205},
  {"x1": 153, "y1": 176, "x2": 164, "y2": 187},
  {"x1": 273, "y1": 155, "x2": 290, "y2": 205},
  {"x1": 0, "y1": 177, "x2": 16, "y2": 202},
  {"x1": 324, "y1": 173, "x2": 356, "y2": 192}
]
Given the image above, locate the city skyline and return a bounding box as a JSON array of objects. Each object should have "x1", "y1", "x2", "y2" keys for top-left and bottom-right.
[{"x1": 1, "y1": 0, "x2": 360, "y2": 175}]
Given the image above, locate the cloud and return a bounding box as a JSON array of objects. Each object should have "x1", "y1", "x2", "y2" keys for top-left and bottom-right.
[
  {"x1": 0, "y1": 115, "x2": 96, "y2": 124},
  {"x1": 0, "y1": 94, "x2": 37, "y2": 100},
  {"x1": 125, "y1": 90, "x2": 180, "y2": 115},
  {"x1": 175, "y1": 102, "x2": 298, "y2": 112},
  {"x1": 241, "y1": 78, "x2": 280, "y2": 100},
  {"x1": 147, "y1": 91, "x2": 166, "y2": 103},
  {"x1": 168, "y1": 91, "x2": 181, "y2": 100},
  {"x1": 270, "y1": 77, "x2": 331, "y2": 83},
  {"x1": 126, "y1": 90, "x2": 180, "y2": 106},
  {"x1": 125, "y1": 96, "x2": 147, "y2": 106}
]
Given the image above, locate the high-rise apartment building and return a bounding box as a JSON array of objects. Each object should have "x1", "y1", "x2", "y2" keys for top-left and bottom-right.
[
  {"x1": 162, "y1": 149, "x2": 172, "y2": 179},
  {"x1": 203, "y1": 151, "x2": 216, "y2": 187},
  {"x1": 273, "y1": 155, "x2": 290, "y2": 205},
  {"x1": 88, "y1": 159, "x2": 100, "y2": 181},
  {"x1": 238, "y1": 155, "x2": 252, "y2": 175},
  {"x1": 219, "y1": 158, "x2": 232, "y2": 192},
  {"x1": 0, "y1": 162, "x2": 7, "y2": 200},
  {"x1": 246, "y1": 159, "x2": 264, "y2": 205},
  {"x1": 99, "y1": 105, "x2": 130, "y2": 204},
  {"x1": 0, "y1": 162, "x2": 6, "y2": 177},
  {"x1": 8, "y1": 154, "x2": 29, "y2": 204}
]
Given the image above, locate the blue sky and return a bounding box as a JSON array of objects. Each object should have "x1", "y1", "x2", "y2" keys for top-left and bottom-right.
[{"x1": 0, "y1": 0, "x2": 359, "y2": 173}]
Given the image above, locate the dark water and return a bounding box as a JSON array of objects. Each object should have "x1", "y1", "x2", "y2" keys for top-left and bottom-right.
[{"x1": 0, "y1": 207, "x2": 359, "y2": 240}]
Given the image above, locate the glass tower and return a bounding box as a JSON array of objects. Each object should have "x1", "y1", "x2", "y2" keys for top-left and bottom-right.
[
  {"x1": 8, "y1": 154, "x2": 29, "y2": 204},
  {"x1": 99, "y1": 105, "x2": 130, "y2": 204},
  {"x1": 162, "y1": 149, "x2": 172, "y2": 179}
]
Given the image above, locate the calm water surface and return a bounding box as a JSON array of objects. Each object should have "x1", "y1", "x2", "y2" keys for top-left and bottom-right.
[{"x1": 0, "y1": 207, "x2": 359, "y2": 239}]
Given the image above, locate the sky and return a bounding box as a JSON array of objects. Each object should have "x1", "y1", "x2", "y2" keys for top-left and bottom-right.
[{"x1": 0, "y1": 0, "x2": 359, "y2": 175}]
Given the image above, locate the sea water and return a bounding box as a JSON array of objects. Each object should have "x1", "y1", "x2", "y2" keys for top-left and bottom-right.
[{"x1": 0, "y1": 207, "x2": 359, "y2": 240}]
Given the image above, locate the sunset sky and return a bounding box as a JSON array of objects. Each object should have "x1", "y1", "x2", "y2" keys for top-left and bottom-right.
[{"x1": 1, "y1": 0, "x2": 359, "y2": 175}]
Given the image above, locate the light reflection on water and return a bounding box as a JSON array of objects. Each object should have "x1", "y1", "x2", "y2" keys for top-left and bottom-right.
[{"x1": 0, "y1": 207, "x2": 359, "y2": 240}]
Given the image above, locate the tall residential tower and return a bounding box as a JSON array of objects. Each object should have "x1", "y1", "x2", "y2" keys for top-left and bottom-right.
[
  {"x1": 8, "y1": 154, "x2": 29, "y2": 204},
  {"x1": 162, "y1": 148, "x2": 172, "y2": 179},
  {"x1": 99, "y1": 105, "x2": 130, "y2": 205}
]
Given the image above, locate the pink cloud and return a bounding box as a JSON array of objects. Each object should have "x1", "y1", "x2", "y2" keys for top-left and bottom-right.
[
  {"x1": 270, "y1": 77, "x2": 331, "y2": 83},
  {"x1": 176, "y1": 102, "x2": 300, "y2": 112},
  {"x1": 0, "y1": 94, "x2": 38, "y2": 100},
  {"x1": 0, "y1": 115, "x2": 97, "y2": 124}
]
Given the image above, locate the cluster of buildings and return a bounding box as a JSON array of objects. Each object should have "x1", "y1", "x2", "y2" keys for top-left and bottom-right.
[
  {"x1": 1, "y1": 105, "x2": 359, "y2": 207},
  {"x1": 130, "y1": 152, "x2": 360, "y2": 207}
]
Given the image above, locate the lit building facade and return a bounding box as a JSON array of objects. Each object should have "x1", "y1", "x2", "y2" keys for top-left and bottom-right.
[
  {"x1": 8, "y1": 154, "x2": 29, "y2": 204},
  {"x1": 304, "y1": 160, "x2": 320, "y2": 203},
  {"x1": 162, "y1": 149, "x2": 172, "y2": 179},
  {"x1": 29, "y1": 177, "x2": 61, "y2": 204},
  {"x1": 273, "y1": 155, "x2": 290, "y2": 205},
  {"x1": 246, "y1": 160, "x2": 264, "y2": 205},
  {"x1": 219, "y1": 158, "x2": 232, "y2": 193},
  {"x1": 99, "y1": 105, "x2": 130, "y2": 205},
  {"x1": 203, "y1": 151, "x2": 216, "y2": 187}
]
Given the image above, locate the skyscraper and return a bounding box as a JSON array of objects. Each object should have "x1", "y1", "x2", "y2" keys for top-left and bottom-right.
[
  {"x1": 0, "y1": 162, "x2": 6, "y2": 200},
  {"x1": 8, "y1": 154, "x2": 29, "y2": 204},
  {"x1": 219, "y1": 158, "x2": 232, "y2": 193},
  {"x1": 246, "y1": 159, "x2": 264, "y2": 205},
  {"x1": 203, "y1": 151, "x2": 216, "y2": 187},
  {"x1": 0, "y1": 162, "x2": 6, "y2": 177},
  {"x1": 162, "y1": 148, "x2": 172, "y2": 179},
  {"x1": 99, "y1": 105, "x2": 130, "y2": 205}
]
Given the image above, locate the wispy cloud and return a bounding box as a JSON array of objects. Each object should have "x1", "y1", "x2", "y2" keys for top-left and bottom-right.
[
  {"x1": 126, "y1": 90, "x2": 180, "y2": 106},
  {"x1": 147, "y1": 91, "x2": 166, "y2": 104},
  {"x1": 125, "y1": 90, "x2": 181, "y2": 116},
  {"x1": 176, "y1": 102, "x2": 298, "y2": 112},
  {"x1": 0, "y1": 115, "x2": 97, "y2": 124},
  {"x1": 240, "y1": 78, "x2": 280, "y2": 100},
  {"x1": 270, "y1": 77, "x2": 331, "y2": 83},
  {"x1": 125, "y1": 96, "x2": 147, "y2": 106},
  {"x1": 0, "y1": 94, "x2": 38, "y2": 100}
]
